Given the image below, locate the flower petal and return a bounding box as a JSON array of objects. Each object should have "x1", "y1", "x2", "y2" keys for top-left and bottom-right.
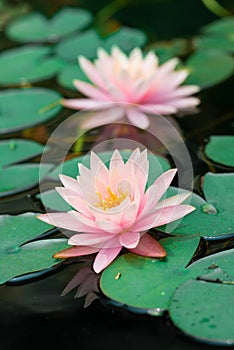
[
  {"x1": 53, "y1": 245, "x2": 99, "y2": 258},
  {"x1": 73, "y1": 80, "x2": 111, "y2": 101},
  {"x1": 93, "y1": 246, "x2": 122, "y2": 273},
  {"x1": 79, "y1": 55, "x2": 106, "y2": 90},
  {"x1": 126, "y1": 108, "x2": 150, "y2": 129},
  {"x1": 119, "y1": 231, "x2": 140, "y2": 249},
  {"x1": 62, "y1": 98, "x2": 114, "y2": 111},
  {"x1": 80, "y1": 107, "x2": 125, "y2": 130},
  {"x1": 68, "y1": 233, "x2": 111, "y2": 246},
  {"x1": 129, "y1": 233, "x2": 166, "y2": 257}
]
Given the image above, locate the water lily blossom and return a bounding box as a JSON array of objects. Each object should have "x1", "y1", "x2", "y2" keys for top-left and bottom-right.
[
  {"x1": 62, "y1": 46, "x2": 200, "y2": 129},
  {"x1": 38, "y1": 149, "x2": 195, "y2": 273}
]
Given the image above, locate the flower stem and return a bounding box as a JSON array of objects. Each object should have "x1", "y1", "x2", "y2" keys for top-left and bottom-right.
[{"x1": 200, "y1": 0, "x2": 232, "y2": 17}]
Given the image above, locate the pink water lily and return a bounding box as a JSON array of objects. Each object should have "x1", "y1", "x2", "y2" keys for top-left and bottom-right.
[
  {"x1": 38, "y1": 149, "x2": 195, "y2": 273},
  {"x1": 62, "y1": 46, "x2": 200, "y2": 129}
]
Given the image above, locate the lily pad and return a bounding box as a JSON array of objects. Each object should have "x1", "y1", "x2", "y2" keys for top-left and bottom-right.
[
  {"x1": 0, "y1": 163, "x2": 52, "y2": 198},
  {"x1": 0, "y1": 212, "x2": 69, "y2": 284},
  {"x1": 0, "y1": 87, "x2": 62, "y2": 134},
  {"x1": 158, "y1": 173, "x2": 234, "y2": 238},
  {"x1": 184, "y1": 50, "x2": 234, "y2": 88},
  {"x1": 0, "y1": 45, "x2": 65, "y2": 86},
  {"x1": 100, "y1": 235, "x2": 200, "y2": 311},
  {"x1": 202, "y1": 17, "x2": 234, "y2": 36},
  {"x1": 0, "y1": 139, "x2": 45, "y2": 168},
  {"x1": 55, "y1": 26, "x2": 147, "y2": 62},
  {"x1": 195, "y1": 36, "x2": 234, "y2": 54},
  {"x1": 169, "y1": 279, "x2": 234, "y2": 346},
  {"x1": 100, "y1": 237, "x2": 234, "y2": 312},
  {"x1": 5, "y1": 7, "x2": 92, "y2": 43},
  {"x1": 204, "y1": 135, "x2": 234, "y2": 168}
]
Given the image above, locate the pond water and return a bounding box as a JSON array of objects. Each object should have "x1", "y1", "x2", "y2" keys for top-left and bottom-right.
[{"x1": 0, "y1": 0, "x2": 234, "y2": 349}]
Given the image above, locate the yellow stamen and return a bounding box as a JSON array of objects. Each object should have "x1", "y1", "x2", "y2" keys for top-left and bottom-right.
[{"x1": 95, "y1": 185, "x2": 128, "y2": 211}]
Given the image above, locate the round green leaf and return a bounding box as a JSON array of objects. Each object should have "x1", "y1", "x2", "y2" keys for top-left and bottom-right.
[
  {"x1": 100, "y1": 236, "x2": 200, "y2": 311},
  {"x1": 57, "y1": 63, "x2": 90, "y2": 91},
  {"x1": 5, "y1": 7, "x2": 92, "y2": 43},
  {"x1": 158, "y1": 173, "x2": 234, "y2": 238},
  {"x1": 184, "y1": 50, "x2": 234, "y2": 88},
  {"x1": 169, "y1": 279, "x2": 234, "y2": 346},
  {"x1": 0, "y1": 212, "x2": 69, "y2": 284},
  {"x1": 0, "y1": 87, "x2": 62, "y2": 134},
  {"x1": 55, "y1": 30, "x2": 102, "y2": 61},
  {"x1": 204, "y1": 135, "x2": 234, "y2": 167},
  {"x1": 195, "y1": 36, "x2": 234, "y2": 54},
  {"x1": 0, "y1": 139, "x2": 45, "y2": 168},
  {"x1": 202, "y1": 17, "x2": 234, "y2": 36},
  {"x1": 0, "y1": 46, "x2": 65, "y2": 86},
  {"x1": 0, "y1": 163, "x2": 52, "y2": 198}
]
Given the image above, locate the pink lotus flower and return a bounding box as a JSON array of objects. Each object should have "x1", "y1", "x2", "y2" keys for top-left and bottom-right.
[
  {"x1": 62, "y1": 46, "x2": 200, "y2": 129},
  {"x1": 38, "y1": 149, "x2": 195, "y2": 273}
]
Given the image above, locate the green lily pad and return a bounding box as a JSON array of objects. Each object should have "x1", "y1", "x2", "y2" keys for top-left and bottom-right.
[
  {"x1": 57, "y1": 63, "x2": 90, "y2": 91},
  {"x1": 0, "y1": 163, "x2": 52, "y2": 198},
  {"x1": 55, "y1": 26, "x2": 147, "y2": 62},
  {"x1": 169, "y1": 279, "x2": 234, "y2": 346},
  {"x1": 158, "y1": 173, "x2": 234, "y2": 238},
  {"x1": 0, "y1": 139, "x2": 45, "y2": 168},
  {"x1": 0, "y1": 46, "x2": 65, "y2": 86},
  {"x1": 202, "y1": 17, "x2": 234, "y2": 36},
  {"x1": 100, "y1": 237, "x2": 234, "y2": 312},
  {"x1": 184, "y1": 50, "x2": 234, "y2": 88},
  {"x1": 0, "y1": 87, "x2": 62, "y2": 134},
  {"x1": 204, "y1": 135, "x2": 234, "y2": 167},
  {"x1": 0, "y1": 212, "x2": 69, "y2": 284},
  {"x1": 5, "y1": 7, "x2": 92, "y2": 43},
  {"x1": 100, "y1": 235, "x2": 200, "y2": 311},
  {"x1": 195, "y1": 36, "x2": 234, "y2": 54}
]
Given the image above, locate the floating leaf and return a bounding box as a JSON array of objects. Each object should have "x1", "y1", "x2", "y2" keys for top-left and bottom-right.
[
  {"x1": 158, "y1": 173, "x2": 234, "y2": 238},
  {"x1": 5, "y1": 7, "x2": 92, "y2": 43},
  {"x1": 204, "y1": 135, "x2": 234, "y2": 168},
  {"x1": 0, "y1": 46, "x2": 65, "y2": 86},
  {"x1": 0, "y1": 163, "x2": 52, "y2": 198},
  {"x1": 0, "y1": 87, "x2": 62, "y2": 134},
  {"x1": 100, "y1": 235, "x2": 200, "y2": 310},
  {"x1": 169, "y1": 279, "x2": 234, "y2": 346},
  {"x1": 202, "y1": 17, "x2": 234, "y2": 36},
  {"x1": 0, "y1": 139, "x2": 45, "y2": 168},
  {"x1": 195, "y1": 36, "x2": 234, "y2": 54},
  {"x1": 0, "y1": 212, "x2": 69, "y2": 284},
  {"x1": 184, "y1": 50, "x2": 234, "y2": 88},
  {"x1": 100, "y1": 237, "x2": 234, "y2": 312},
  {"x1": 57, "y1": 63, "x2": 90, "y2": 91},
  {"x1": 55, "y1": 26, "x2": 147, "y2": 62}
]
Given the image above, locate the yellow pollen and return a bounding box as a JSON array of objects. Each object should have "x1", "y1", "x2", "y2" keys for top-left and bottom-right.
[{"x1": 95, "y1": 185, "x2": 128, "y2": 211}]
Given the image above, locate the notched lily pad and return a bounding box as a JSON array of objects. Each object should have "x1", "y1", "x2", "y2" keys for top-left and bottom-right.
[
  {"x1": 203, "y1": 135, "x2": 234, "y2": 168},
  {"x1": 158, "y1": 173, "x2": 234, "y2": 239},
  {"x1": 5, "y1": 7, "x2": 92, "y2": 43},
  {"x1": 0, "y1": 139, "x2": 45, "y2": 167},
  {"x1": 0, "y1": 87, "x2": 62, "y2": 134},
  {"x1": 169, "y1": 279, "x2": 234, "y2": 346},
  {"x1": 0, "y1": 212, "x2": 69, "y2": 284},
  {"x1": 0, "y1": 45, "x2": 65, "y2": 86}
]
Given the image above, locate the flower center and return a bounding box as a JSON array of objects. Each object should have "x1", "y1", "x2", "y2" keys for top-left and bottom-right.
[{"x1": 95, "y1": 186, "x2": 128, "y2": 211}]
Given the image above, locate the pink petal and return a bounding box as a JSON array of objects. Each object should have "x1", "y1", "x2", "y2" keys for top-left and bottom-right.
[
  {"x1": 55, "y1": 187, "x2": 93, "y2": 218},
  {"x1": 119, "y1": 231, "x2": 140, "y2": 249},
  {"x1": 80, "y1": 107, "x2": 125, "y2": 130},
  {"x1": 109, "y1": 149, "x2": 125, "y2": 171},
  {"x1": 154, "y1": 192, "x2": 192, "y2": 210},
  {"x1": 93, "y1": 246, "x2": 122, "y2": 273},
  {"x1": 73, "y1": 80, "x2": 111, "y2": 101},
  {"x1": 133, "y1": 204, "x2": 195, "y2": 231},
  {"x1": 68, "y1": 233, "x2": 111, "y2": 246},
  {"x1": 96, "y1": 220, "x2": 122, "y2": 234},
  {"x1": 168, "y1": 85, "x2": 200, "y2": 98},
  {"x1": 62, "y1": 98, "x2": 114, "y2": 111},
  {"x1": 167, "y1": 97, "x2": 200, "y2": 109},
  {"x1": 53, "y1": 245, "x2": 99, "y2": 259},
  {"x1": 121, "y1": 201, "x2": 139, "y2": 227},
  {"x1": 126, "y1": 108, "x2": 150, "y2": 129},
  {"x1": 61, "y1": 266, "x2": 94, "y2": 296},
  {"x1": 139, "y1": 104, "x2": 177, "y2": 115},
  {"x1": 79, "y1": 56, "x2": 106, "y2": 90},
  {"x1": 129, "y1": 233, "x2": 166, "y2": 257},
  {"x1": 59, "y1": 174, "x2": 79, "y2": 192}
]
